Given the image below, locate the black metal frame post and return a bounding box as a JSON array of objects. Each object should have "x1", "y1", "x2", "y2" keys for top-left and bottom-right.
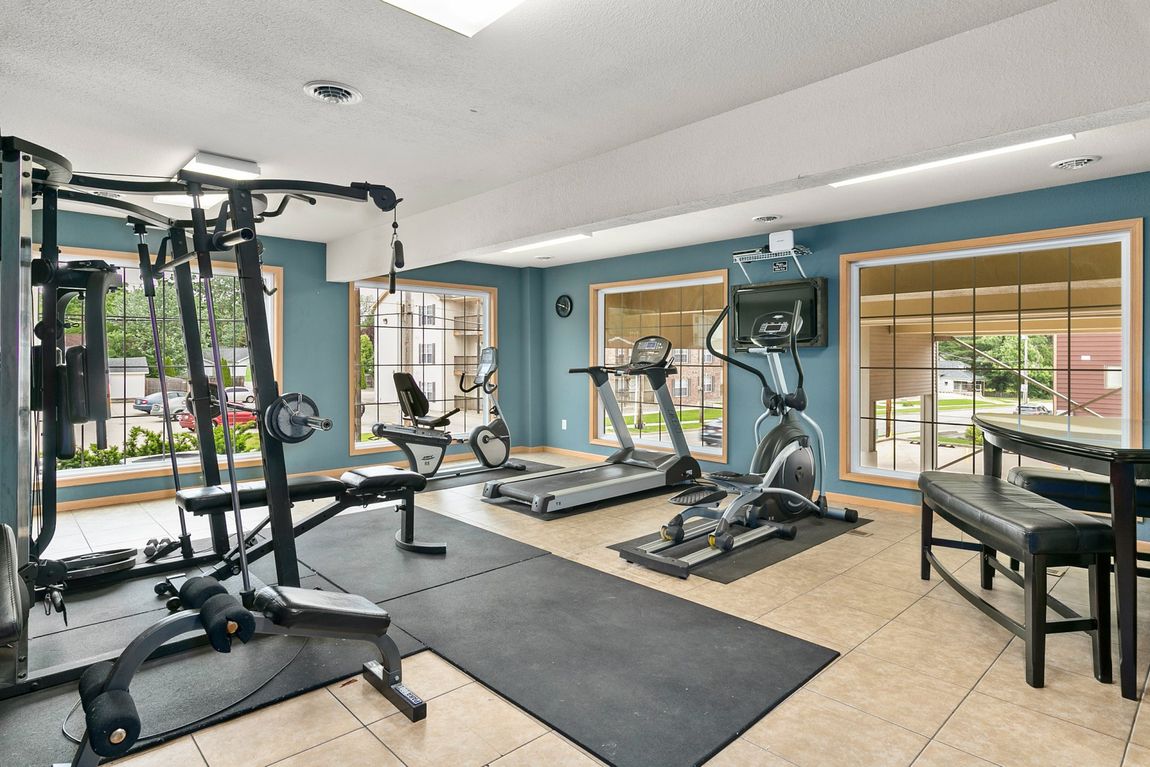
[
  {"x1": 227, "y1": 188, "x2": 300, "y2": 587},
  {"x1": 33, "y1": 187, "x2": 61, "y2": 557},
  {"x1": 168, "y1": 228, "x2": 229, "y2": 556}
]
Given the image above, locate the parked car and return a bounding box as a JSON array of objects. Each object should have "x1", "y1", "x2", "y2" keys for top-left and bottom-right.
[
  {"x1": 133, "y1": 390, "x2": 187, "y2": 418},
  {"x1": 214, "y1": 409, "x2": 258, "y2": 428},
  {"x1": 1014, "y1": 404, "x2": 1052, "y2": 415},
  {"x1": 178, "y1": 408, "x2": 258, "y2": 432},
  {"x1": 701, "y1": 418, "x2": 723, "y2": 447},
  {"x1": 225, "y1": 386, "x2": 255, "y2": 404}
]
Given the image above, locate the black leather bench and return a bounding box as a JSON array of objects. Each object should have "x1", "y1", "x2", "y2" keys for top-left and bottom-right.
[
  {"x1": 919, "y1": 471, "x2": 1113, "y2": 688},
  {"x1": 1009, "y1": 467, "x2": 1150, "y2": 517}
]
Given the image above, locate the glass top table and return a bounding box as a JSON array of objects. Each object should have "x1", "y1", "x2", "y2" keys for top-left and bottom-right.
[{"x1": 973, "y1": 414, "x2": 1147, "y2": 700}]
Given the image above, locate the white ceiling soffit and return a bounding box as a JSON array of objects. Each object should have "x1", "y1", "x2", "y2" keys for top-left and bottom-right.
[
  {"x1": 2, "y1": 0, "x2": 1057, "y2": 238},
  {"x1": 328, "y1": 0, "x2": 1150, "y2": 279}
]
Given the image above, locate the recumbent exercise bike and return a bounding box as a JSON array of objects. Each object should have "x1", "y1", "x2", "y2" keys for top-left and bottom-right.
[
  {"x1": 372, "y1": 346, "x2": 526, "y2": 480},
  {"x1": 620, "y1": 300, "x2": 857, "y2": 578}
]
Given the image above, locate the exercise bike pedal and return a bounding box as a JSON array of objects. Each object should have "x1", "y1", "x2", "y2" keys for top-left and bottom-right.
[{"x1": 670, "y1": 486, "x2": 728, "y2": 506}]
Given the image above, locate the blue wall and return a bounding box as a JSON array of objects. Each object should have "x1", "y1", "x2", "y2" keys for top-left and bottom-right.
[
  {"x1": 60, "y1": 171, "x2": 1150, "y2": 508},
  {"x1": 536, "y1": 172, "x2": 1150, "y2": 507}
]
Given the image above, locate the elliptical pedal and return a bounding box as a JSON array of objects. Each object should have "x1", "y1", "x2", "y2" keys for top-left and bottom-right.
[{"x1": 670, "y1": 486, "x2": 728, "y2": 507}]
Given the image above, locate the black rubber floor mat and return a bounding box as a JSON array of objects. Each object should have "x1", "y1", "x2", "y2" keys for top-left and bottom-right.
[
  {"x1": 611, "y1": 512, "x2": 870, "y2": 584},
  {"x1": 384, "y1": 554, "x2": 838, "y2": 767},
  {"x1": 293, "y1": 506, "x2": 547, "y2": 602}
]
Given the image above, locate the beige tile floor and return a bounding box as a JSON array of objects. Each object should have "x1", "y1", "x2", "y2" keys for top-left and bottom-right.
[{"x1": 44, "y1": 449, "x2": 1150, "y2": 767}]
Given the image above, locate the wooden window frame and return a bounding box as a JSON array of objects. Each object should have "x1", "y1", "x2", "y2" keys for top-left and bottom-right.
[
  {"x1": 48, "y1": 246, "x2": 283, "y2": 487},
  {"x1": 348, "y1": 278, "x2": 497, "y2": 457},
  {"x1": 588, "y1": 268, "x2": 728, "y2": 463},
  {"x1": 839, "y1": 219, "x2": 1144, "y2": 490}
]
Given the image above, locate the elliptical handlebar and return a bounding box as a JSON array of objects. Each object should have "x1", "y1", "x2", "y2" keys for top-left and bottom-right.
[{"x1": 705, "y1": 306, "x2": 776, "y2": 410}]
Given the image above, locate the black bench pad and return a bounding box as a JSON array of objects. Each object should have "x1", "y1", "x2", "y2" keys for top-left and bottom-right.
[
  {"x1": 340, "y1": 465, "x2": 427, "y2": 494},
  {"x1": 252, "y1": 585, "x2": 391, "y2": 636},
  {"x1": 1008, "y1": 467, "x2": 1150, "y2": 518},
  {"x1": 919, "y1": 472, "x2": 1113, "y2": 557},
  {"x1": 0, "y1": 524, "x2": 23, "y2": 644},
  {"x1": 176, "y1": 474, "x2": 347, "y2": 515}
]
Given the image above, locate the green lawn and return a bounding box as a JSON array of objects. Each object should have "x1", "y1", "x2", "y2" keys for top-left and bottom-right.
[
  {"x1": 874, "y1": 396, "x2": 1043, "y2": 417},
  {"x1": 619, "y1": 407, "x2": 722, "y2": 432}
]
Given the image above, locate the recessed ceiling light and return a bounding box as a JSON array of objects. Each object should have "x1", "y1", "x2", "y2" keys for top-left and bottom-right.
[
  {"x1": 829, "y1": 134, "x2": 1076, "y2": 188},
  {"x1": 752, "y1": 215, "x2": 780, "y2": 223},
  {"x1": 182, "y1": 152, "x2": 261, "y2": 180},
  {"x1": 152, "y1": 193, "x2": 229, "y2": 209},
  {"x1": 381, "y1": 0, "x2": 526, "y2": 36},
  {"x1": 503, "y1": 233, "x2": 591, "y2": 253},
  {"x1": 304, "y1": 81, "x2": 364, "y2": 105},
  {"x1": 1051, "y1": 156, "x2": 1101, "y2": 171}
]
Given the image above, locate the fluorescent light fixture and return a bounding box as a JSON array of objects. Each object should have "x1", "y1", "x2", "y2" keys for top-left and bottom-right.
[
  {"x1": 182, "y1": 152, "x2": 261, "y2": 180},
  {"x1": 152, "y1": 193, "x2": 229, "y2": 208},
  {"x1": 502, "y1": 233, "x2": 590, "y2": 253},
  {"x1": 381, "y1": 0, "x2": 526, "y2": 37},
  {"x1": 829, "y1": 134, "x2": 1075, "y2": 188}
]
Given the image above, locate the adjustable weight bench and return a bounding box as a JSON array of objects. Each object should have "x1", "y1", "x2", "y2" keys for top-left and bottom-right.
[
  {"x1": 67, "y1": 575, "x2": 424, "y2": 767},
  {"x1": 166, "y1": 466, "x2": 444, "y2": 593}
]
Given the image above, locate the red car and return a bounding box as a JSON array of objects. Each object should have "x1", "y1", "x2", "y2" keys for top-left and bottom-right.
[{"x1": 178, "y1": 409, "x2": 257, "y2": 431}]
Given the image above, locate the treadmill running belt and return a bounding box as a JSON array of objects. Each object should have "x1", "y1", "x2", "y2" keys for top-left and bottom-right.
[{"x1": 497, "y1": 463, "x2": 653, "y2": 500}]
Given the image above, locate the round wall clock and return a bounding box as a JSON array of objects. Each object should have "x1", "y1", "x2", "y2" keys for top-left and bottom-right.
[{"x1": 555, "y1": 294, "x2": 573, "y2": 318}]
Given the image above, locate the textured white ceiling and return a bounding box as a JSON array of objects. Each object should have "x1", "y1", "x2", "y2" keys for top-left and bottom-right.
[
  {"x1": 328, "y1": 0, "x2": 1150, "y2": 278},
  {"x1": 2, "y1": 0, "x2": 1050, "y2": 233},
  {"x1": 3, "y1": 0, "x2": 1148, "y2": 276}
]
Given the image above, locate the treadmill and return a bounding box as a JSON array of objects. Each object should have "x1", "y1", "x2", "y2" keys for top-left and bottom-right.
[{"x1": 483, "y1": 335, "x2": 701, "y2": 513}]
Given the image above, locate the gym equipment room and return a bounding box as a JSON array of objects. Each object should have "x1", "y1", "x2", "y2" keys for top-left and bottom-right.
[{"x1": 3, "y1": 1, "x2": 1150, "y2": 765}]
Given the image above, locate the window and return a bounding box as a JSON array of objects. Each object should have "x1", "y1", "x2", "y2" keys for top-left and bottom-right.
[
  {"x1": 702, "y1": 374, "x2": 715, "y2": 393},
  {"x1": 591, "y1": 270, "x2": 727, "y2": 458},
  {"x1": 841, "y1": 220, "x2": 1142, "y2": 488},
  {"x1": 351, "y1": 280, "x2": 495, "y2": 453},
  {"x1": 1104, "y1": 366, "x2": 1123, "y2": 390},
  {"x1": 47, "y1": 249, "x2": 280, "y2": 480},
  {"x1": 703, "y1": 350, "x2": 714, "y2": 364}
]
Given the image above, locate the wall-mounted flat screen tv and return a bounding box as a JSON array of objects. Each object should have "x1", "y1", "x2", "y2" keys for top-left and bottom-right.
[{"x1": 731, "y1": 277, "x2": 828, "y2": 350}]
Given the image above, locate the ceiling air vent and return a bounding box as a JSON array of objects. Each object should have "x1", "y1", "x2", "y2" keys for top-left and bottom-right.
[
  {"x1": 304, "y1": 81, "x2": 364, "y2": 105},
  {"x1": 752, "y1": 215, "x2": 780, "y2": 223},
  {"x1": 1051, "y1": 156, "x2": 1100, "y2": 171}
]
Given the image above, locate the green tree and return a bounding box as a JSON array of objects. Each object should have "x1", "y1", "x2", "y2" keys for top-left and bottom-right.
[
  {"x1": 359, "y1": 334, "x2": 374, "y2": 389},
  {"x1": 937, "y1": 334, "x2": 1054, "y2": 395}
]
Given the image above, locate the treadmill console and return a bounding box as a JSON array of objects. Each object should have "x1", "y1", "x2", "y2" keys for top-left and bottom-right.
[{"x1": 627, "y1": 336, "x2": 673, "y2": 371}]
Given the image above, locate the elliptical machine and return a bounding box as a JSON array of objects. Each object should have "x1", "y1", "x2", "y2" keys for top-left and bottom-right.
[
  {"x1": 619, "y1": 300, "x2": 857, "y2": 578},
  {"x1": 372, "y1": 346, "x2": 527, "y2": 479}
]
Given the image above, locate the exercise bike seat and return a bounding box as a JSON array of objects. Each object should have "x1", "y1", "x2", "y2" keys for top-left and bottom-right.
[
  {"x1": 413, "y1": 408, "x2": 459, "y2": 428},
  {"x1": 250, "y1": 585, "x2": 392, "y2": 637},
  {"x1": 394, "y1": 372, "x2": 460, "y2": 428},
  {"x1": 670, "y1": 486, "x2": 729, "y2": 507}
]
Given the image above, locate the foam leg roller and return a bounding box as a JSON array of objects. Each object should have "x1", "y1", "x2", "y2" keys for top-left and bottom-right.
[
  {"x1": 78, "y1": 660, "x2": 114, "y2": 711},
  {"x1": 198, "y1": 593, "x2": 255, "y2": 652},
  {"x1": 178, "y1": 576, "x2": 227, "y2": 610},
  {"x1": 85, "y1": 689, "x2": 141, "y2": 758}
]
